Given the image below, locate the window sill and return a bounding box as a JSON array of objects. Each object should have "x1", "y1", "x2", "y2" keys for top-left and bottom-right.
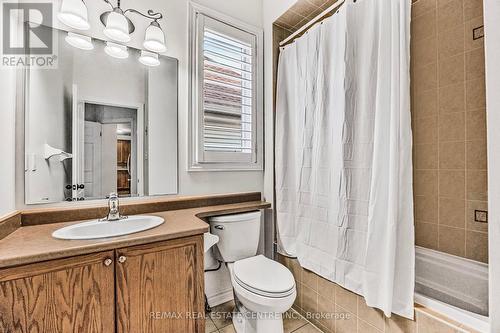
[{"x1": 188, "y1": 163, "x2": 263, "y2": 172}]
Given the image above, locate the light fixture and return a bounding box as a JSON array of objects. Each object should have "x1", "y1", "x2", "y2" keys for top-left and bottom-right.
[
  {"x1": 57, "y1": 0, "x2": 90, "y2": 30},
  {"x1": 104, "y1": 41, "x2": 128, "y2": 59},
  {"x1": 102, "y1": 8, "x2": 131, "y2": 43},
  {"x1": 65, "y1": 32, "x2": 93, "y2": 50},
  {"x1": 100, "y1": 1, "x2": 165, "y2": 51},
  {"x1": 58, "y1": 0, "x2": 166, "y2": 65},
  {"x1": 139, "y1": 50, "x2": 160, "y2": 67},
  {"x1": 143, "y1": 21, "x2": 166, "y2": 53}
]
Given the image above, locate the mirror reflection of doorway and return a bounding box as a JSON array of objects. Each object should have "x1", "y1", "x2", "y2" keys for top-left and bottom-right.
[{"x1": 77, "y1": 102, "x2": 144, "y2": 200}]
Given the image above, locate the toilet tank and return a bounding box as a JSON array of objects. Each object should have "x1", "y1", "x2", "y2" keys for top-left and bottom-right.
[{"x1": 209, "y1": 211, "x2": 261, "y2": 262}]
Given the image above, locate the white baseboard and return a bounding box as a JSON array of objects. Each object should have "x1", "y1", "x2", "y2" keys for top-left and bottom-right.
[{"x1": 207, "y1": 288, "x2": 234, "y2": 308}]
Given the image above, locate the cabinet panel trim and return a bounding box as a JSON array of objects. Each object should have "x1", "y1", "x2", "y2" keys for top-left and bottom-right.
[{"x1": 0, "y1": 250, "x2": 114, "y2": 282}]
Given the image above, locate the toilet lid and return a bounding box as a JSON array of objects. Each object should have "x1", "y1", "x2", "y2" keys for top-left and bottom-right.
[{"x1": 233, "y1": 255, "x2": 295, "y2": 297}]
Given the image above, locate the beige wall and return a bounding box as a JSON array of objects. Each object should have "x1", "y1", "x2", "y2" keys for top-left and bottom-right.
[{"x1": 411, "y1": 0, "x2": 488, "y2": 263}]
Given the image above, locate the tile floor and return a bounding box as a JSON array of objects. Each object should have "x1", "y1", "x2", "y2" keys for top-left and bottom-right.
[{"x1": 205, "y1": 300, "x2": 322, "y2": 333}]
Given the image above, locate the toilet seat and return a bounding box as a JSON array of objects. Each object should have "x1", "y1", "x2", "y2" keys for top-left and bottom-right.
[{"x1": 233, "y1": 255, "x2": 295, "y2": 298}]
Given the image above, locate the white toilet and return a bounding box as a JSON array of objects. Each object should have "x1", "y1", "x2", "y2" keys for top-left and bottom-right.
[{"x1": 209, "y1": 211, "x2": 296, "y2": 333}]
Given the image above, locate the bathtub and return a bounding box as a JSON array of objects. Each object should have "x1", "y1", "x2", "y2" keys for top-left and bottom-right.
[{"x1": 415, "y1": 246, "x2": 489, "y2": 332}]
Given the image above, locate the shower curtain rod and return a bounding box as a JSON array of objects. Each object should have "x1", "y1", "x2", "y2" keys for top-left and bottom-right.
[{"x1": 279, "y1": 0, "x2": 347, "y2": 47}]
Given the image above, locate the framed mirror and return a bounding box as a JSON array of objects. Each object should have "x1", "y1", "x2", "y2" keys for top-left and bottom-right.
[{"x1": 24, "y1": 25, "x2": 178, "y2": 204}]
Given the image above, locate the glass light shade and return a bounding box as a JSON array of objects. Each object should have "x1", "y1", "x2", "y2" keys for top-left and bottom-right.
[
  {"x1": 57, "y1": 0, "x2": 90, "y2": 30},
  {"x1": 139, "y1": 50, "x2": 160, "y2": 67},
  {"x1": 65, "y1": 32, "x2": 93, "y2": 50},
  {"x1": 104, "y1": 42, "x2": 129, "y2": 59},
  {"x1": 103, "y1": 11, "x2": 131, "y2": 43},
  {"x1": 143, "y1": 22, "x2": 166, "y2": 53}
]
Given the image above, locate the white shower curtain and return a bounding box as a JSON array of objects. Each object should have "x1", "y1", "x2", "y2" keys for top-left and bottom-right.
[{"x1": 275, "y1": 0, "x2": 414, "y2": 318}]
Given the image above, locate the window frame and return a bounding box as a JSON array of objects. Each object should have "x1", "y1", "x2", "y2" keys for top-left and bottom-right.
[{"x1": 188, "y1": 3, "x2": 263, "y2": 171}]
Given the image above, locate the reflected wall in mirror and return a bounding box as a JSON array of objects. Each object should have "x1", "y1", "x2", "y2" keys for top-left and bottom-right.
[{"x1": 25, "y1": 25, "x2": 178, "y2": 204}]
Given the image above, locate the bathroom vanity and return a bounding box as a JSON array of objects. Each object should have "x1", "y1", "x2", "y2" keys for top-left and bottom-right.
[
  {"x1": 0, "y1": 236, "x2": 203, "y2": 333},
  {"x1": 0, "y1": 193, "x2": 270, "y2": 333}
]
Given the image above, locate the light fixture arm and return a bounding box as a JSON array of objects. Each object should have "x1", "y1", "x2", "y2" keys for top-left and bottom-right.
[
  {"x1": 102, "y1": 0, "x2": 162, "y2": 22},
  {"x1": 102, "y1": 0, "x2": 123, "y2": 9},
  {"x1": 124, "y1": 9, "x2": 163, "y2": 22},
  {"x1": 102, "y1": 0, "x2": 114, "y2": 10}
]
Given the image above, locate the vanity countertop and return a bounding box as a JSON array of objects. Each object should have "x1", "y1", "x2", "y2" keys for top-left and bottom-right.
[{"x1": 0, "y1": 201, "x2": 270, "y2": 269}]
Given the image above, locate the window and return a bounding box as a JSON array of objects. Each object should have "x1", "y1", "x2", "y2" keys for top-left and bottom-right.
[{"x1": 189, "y1": 4, "x2": 263, "y2": 171}]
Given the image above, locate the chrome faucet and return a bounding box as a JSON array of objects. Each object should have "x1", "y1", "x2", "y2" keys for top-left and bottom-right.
[{"x1": 102, "y1": 192, "x2": 126, "y2": 221}]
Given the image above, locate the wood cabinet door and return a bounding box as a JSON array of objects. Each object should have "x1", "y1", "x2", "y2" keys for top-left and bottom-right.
[
  {"x1": 115, "y1": 235, "x2": 204, "y2": 333},
  {"x1": 117, "y1": 170, "x2": 130, "y2": 192},
  {"x1": 0, "y1": 251, "x2": 115, "y2": 333},
  {"x1": 117, "y1": 140, "x2": 124, "y2": 165},
  {"x1": 117, "y1": 140, "x2": 131, "y2": 167},
  {"x1": 122, "y1": 142, "x2": 131, "y2": 165}
]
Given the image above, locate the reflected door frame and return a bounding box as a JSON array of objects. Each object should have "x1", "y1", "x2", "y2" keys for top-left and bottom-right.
[
  {"x1": 103, "y1": 118, "x2": 133, "y2": 195},
  {"x1": 72, "y1": 90, "x2": 145, "y2": 200}
]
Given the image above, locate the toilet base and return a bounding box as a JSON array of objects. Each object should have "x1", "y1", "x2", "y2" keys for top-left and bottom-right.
[{"x1": 232, "y1": 306, "x2": 284, "y2": 333}]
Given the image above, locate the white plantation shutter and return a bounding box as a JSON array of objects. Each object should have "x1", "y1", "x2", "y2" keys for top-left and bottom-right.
[
  {"x1": 190, "y1": 10, "x2": 262, "y2": 170},
  {"x1": 203, "y1": 28, "x2": 253, "y2": 154}
]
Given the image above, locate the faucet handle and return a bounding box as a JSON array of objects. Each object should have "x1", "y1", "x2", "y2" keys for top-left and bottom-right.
[
  {"x1": 105, "y1": 192, "x2": 122, "y2": 221},
  {"x1": 109, "y1": 193, "x2": 118, "y2": 208}
]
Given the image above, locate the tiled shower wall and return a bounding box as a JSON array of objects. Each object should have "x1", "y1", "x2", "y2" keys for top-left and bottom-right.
[
  {"x1": 272, "y1": 0, "x2": 488, "y2": 332},
  {"x1": 277, "y1": 253, "x2": 479, "y2": 333},
  {"x1": 411, "y1": 0, "x2": 488, "y2": 263},
  {"x1": 274, "y1": 0, "x2": 489, "y2": 263}
]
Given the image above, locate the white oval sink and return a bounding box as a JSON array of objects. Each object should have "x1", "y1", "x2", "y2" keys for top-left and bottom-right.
[{"x1": 52, "y1": 215, "x2": 165, "y2": 240}]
